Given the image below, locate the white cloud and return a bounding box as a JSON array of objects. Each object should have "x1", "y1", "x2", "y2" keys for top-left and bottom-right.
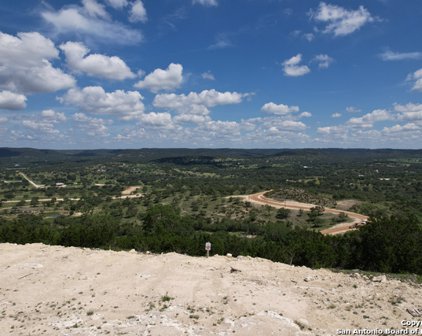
[
  {"x1": 41, "y1": 6, "x2": 142, "y2": 45},
  {"x1": 139, "y1": 112, "x2": 173, "y2": 128},
  {"x1": 41, "y1": 109, "x2": 67, "y2": 122},
  {"x1": 317, "y1": 125, "x2": 344, "y2": 135},
  {"x1": 347, "y1": 109, "x2": 392, "y2": 128},
  {"x1": 310, "y1": 2, "x2": 374, "y2": 36},
  {"x1": 383, "y1": 123, "x2": 419, "y2": 134},
  {"x1": 193, "y1": 0, "x2": 218, "y2": 7},
  {"x1": 394, "y1": 103, "x2": 422, "y2": 121},
  {"x1": 346, "y1": 106, "x2": 361, "y2": 113},
  {"x1": 408, "y1": 68, "x2": 422, "y2": 92},
  {"x1": 73, "y1": 112, "x2": 110, "y2": 136},
  {"x1": 332, "y1": 112, "x2": 342, "y2": 118},
  {"x1": 105, "y1": 0, "x2": 128, "y2": 9},
  {"x1": 60, "y1": 86, "x2": 144, "y2": 119},
  {"x1": 379, "y1": 50, "x2": 422, "y2": 61},
  {"x1": 60, "y1": 41, "x2": 135, "y2": 80},
  {"x1": 0, "y1": 91, "x2": 27, "y2": 110},
  {"x1": 316, "y1": 102, "x2": 422, "y2": 147},
  {"x1": 0, "y1": 32, "x2": 75, "y2": 94},
  {"x1": 279, "y1": 120, "x2": 306, "y2": 130},
  {"x1": 313, "y1": 54, "x2": 334, "y2": 69},
  {"x1": 154, "y1": 89, "x2": 246, "y2": 112},
  {"x1": 299, "y1": 112, "x2": 312, "y2": 118},
  {"x1": 135, "y1": 63, "x2": 183, "y2": 93},
  {"x1": 201, "y1": 71, "x2": 215, "y2": 81},
  {"x1": 22, "y1": 120, "x2": 60, "y2": 135},
  {"x1": 282, "y1": 54, "x2": 310, "y2": 77},
  {"x1": 129, "y1": 0, "x2": 147, "y2": 23},
  {"x1": 261, "y1": 102, "x2": 299, "y2": 115},
  {"x1": 174, "y1": 114, "x2": 211, "y2": 124},
  {"x1": 82, "y1": 0, "x2": 109, "y2": 19},
  {"x1": 154, "y1": 89, "x2": 248, "y2": 124}
]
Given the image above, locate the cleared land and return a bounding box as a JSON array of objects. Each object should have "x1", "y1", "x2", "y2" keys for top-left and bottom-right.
[
  {"x1": 121, "y1": 186, "x2": 142, "y2": 196},
  {"x1": 1, "y1": 243, "x2": 421, "y2": 336},
  {"x1": 235, "y1": 191, "x2": 369, "y2": 235}
]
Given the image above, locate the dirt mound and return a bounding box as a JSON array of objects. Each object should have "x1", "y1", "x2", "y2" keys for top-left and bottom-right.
[{"x1": 0, "y1": 243, "x2": 421, "y2": 335}]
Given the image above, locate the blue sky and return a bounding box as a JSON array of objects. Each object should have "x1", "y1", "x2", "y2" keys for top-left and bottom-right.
[{"x1": 0, "y1": 0, "x2": 422, "y2": 149}]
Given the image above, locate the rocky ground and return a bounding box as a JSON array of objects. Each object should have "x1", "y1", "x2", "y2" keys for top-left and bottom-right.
[{"x1": 0, "y1": 243, "x2": 421, "y2": 336}]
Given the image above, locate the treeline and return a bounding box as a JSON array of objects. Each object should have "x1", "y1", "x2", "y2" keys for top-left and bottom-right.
[{"x1": 0, "y1": 206, "x2": 421, "y2": 275}]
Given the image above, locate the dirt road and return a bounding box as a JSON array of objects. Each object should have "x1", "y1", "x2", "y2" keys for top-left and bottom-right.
[
  {"x1": 18, "y1": 172, "x2": 45, "y2": 189},
  {"x1": 235, "y1": 191, "x2": 368, "y2": 235}
]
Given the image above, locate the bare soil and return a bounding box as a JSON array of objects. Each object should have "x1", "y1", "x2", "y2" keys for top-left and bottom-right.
[{"x1": 0, "y1": 243, "x2": 420, "y2": 336}]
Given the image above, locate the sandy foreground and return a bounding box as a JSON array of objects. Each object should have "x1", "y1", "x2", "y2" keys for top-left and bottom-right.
[{"x1": 0, "y1": 244, "x2": 421, "y2": 336}]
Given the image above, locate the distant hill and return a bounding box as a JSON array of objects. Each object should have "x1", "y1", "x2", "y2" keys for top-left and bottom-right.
[{"x1": 1, "y1": 147, "x2": 421, "y2": 167}]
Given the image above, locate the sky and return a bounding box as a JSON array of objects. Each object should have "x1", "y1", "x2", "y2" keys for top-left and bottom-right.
[{"x1": 0, "y1": 0, "x2": 422, "y2": 149}]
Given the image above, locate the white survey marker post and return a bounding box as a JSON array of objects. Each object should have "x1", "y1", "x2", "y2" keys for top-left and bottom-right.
[{"x1": 205, "y1": 242, "x2": 211, "y2": 257}]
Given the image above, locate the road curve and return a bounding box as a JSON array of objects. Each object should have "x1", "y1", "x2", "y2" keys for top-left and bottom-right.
[{"x1": 233, "y1": 191, "x2": 368, "y2": 235}]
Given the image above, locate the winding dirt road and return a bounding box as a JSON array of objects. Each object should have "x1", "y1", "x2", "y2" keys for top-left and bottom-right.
[{"x1": 235, "y1": 191, "x2": 368, "y2": 235}]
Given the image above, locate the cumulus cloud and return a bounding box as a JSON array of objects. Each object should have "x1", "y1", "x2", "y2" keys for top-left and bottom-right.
[
  {"x1": 0, "y1": 91, "x2": 27, "y2": 110},
  {"x1": 332, "y1": 112, "x2": 342, "y2": 118},
  {"x1": 154, "y1": 89, "x2": 246, "y2": 112},
  {"x1": 60, "y1": 41, "x2": 135, "y2": 80},
  {"x1": 383, "y1": 123, "x2": 420, "y2": 134},
  {"x1": 0, "y1": 32, "x2": 75, "y2": 94},
  {"x1": 408, "y1": 68, "x2": 422, "y2": 92},
  {"x1": 193, "y1": 0, "x2": 218, "y2": 7},
  {"x1": 316, "y1": 102, "x2": 422, "y2": 147},
  {"x1": 73, "y1": 112, "x2": 110, "y2": 136},
  {"x1": 279, "y1": 120, "x2": 306, "y2": 130},
  {"x1": 41, "y1": 4, "x2": 142, "y2": 45},
  {"x1": 347, "y1": 109, "x2": 392, "y2": 128},
  {"x1": 41, "y1": 109, "x2": 67, "y2": 122},
  {"x1": 310, "y1": 2, "x2": 374, "y2": 36},
  {"x1": 394, "y1": 103, "x2": 422, "y2": 121},
  {"x1": 261, "y1": 102, "x2": 299, "y2": 115},
  {"x1": 135, "y1": 63, "x2": 184, "y2": 93},
  {"x1": 139, "y1": 112, "x2": 173, "y2": 128},
  {"x1": 22, "y1": 119, "x2": 60, "y2": 135},
  {"x1": 313, "y1": 54, "x2": 334, "y2": 69},
  {"x1": 380, "y1": 50, "x2": 422, "y2": 61},
  {"x1": 299, "y1": 112, "x2": 312, "y2": 118},
  {"x1": 282, "y1": 54, "x2": 310, "y2": 77},
  {"x1": 60, "y1": 86, "x2": 144, "y2": 119},
  {"x1": 174, "y1": 114, "x2": 211, "y2": 124},
  {"x1": 317, "y1": 125, "x2": 344, "y2": 135},
  {"x1": 154, "y1": 89, "x2": 248, "y2": 124},
  {"x1": 129, "y1": 0, "x2": 147, "y2": 23}
]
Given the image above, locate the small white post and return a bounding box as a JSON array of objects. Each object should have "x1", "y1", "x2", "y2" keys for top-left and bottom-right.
[{"x1": 205, "y1": 242, "x2": 211, "y2": 258}]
